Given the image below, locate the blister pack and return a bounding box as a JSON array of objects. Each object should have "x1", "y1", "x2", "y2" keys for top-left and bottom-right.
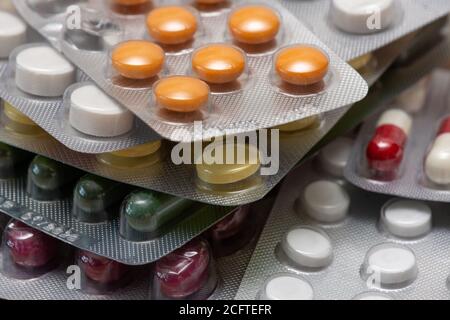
[
  {"x1": 235, "y1": 137, "x2": 450, "y2": 300},
  {"x1": 0, "y1": 16, "x2": 161, "y2": 154},
  {"x1": 0, "y1": 198, "x2": 270, "y2": 300},
  {"x1": 345, "y1": 70, "x2": 450, "y2": 203},
  {"x1": 0, "y1": 144, "x2": 237, "y2": 264},
  {"x1": 13, "y1": 0, "x2": 368, "y2": 142},
  {"x1": 281, "y1": 0, "x2": 450, "y2": 62},
  {"x1": 0, "y1": 30, "x2": 413, "y2": 207}
]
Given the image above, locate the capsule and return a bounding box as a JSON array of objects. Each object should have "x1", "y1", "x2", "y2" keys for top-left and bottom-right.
[
  {"x1": 73, "y1": 174, "x2": 128, "y2": 223},
  {"x1": 3, "y1": 220, "x2": 59, "y2": 279},
  {"x1": 366, "y1": 109, "x2": 412, "y2": 179},
  {"x1": 27, "y1": 155, "x2": 81, "y2": 201},
  {"x1": 425, "y1": 116, "x2": 450, "y2": 185},
  {"x1": 76, "y1": 249, "x2": 131, "y2": 293},
  {"x1": 0, "y1": 142, "x2": 32, "y2": 180},
  {"x1": 146, "y1": 6, "x2": 198, "y2": 45},
  {"x1": 152, "y1": 238, "x2": 217, "y2": 299},
  {"x1": 120, "y1": 190, "x2": 195, "y2": 241}
]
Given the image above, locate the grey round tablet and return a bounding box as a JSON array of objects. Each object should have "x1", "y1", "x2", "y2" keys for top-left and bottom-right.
[
  {"x1": 363, "y1": 243, "x2": 418, "y2": 286},
  {"x1": 261, "y1": 274, "x2": 314, "y2": 300},
  {"x1": 302, "y1": 180, "x2": 350, "y2": 223},
  {"x1": 381, "y1": 199, "x2": 432, "y2": 238},
  {"x1": 281, "y1": 226, "x2": 333, "y2": 269},
  {"x1": 319, "y1": 137, "x2": 353, "y2": 177}
]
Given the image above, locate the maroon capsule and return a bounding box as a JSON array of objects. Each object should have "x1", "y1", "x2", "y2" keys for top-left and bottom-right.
[
  {"x1": 77, "y1": 250, "x2": 129, "y2": 285},
  {"x1": 438, "y1": 116, "x2": 450, "y2": 135}
]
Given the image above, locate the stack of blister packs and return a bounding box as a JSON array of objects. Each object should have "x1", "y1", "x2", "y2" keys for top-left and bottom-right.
[{"x1": 0, "y1": 0, "x2": 450, "y2": 300}]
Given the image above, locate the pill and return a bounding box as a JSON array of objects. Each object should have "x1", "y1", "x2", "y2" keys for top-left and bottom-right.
[
  {"x1": 228, "y1": 5, "x2": 280, "y2": 45},
  {"x1": 275, "y1": 45, "x2": 329, "y2": 86},
  {"x1": 192, "y1": 44, "x2": 246, "y2": 84},
  {"x1": 154, "y1": 76, "x2": 209, "y2": 113},
  {"x1": 97, "y1": 141, "x2": 162, "y2": 169},
  {"x1": 3, "y1": 101, "x2": 37, "y2": 126},
  {"x1": 69, "y1": 84, "x2": 134, "y2": 137},
  {"x1": 0, "y1": 11, "x2": 26, "y2": 58},
  {"x1": 15, "y1": 46, "x2": 76, "y2": 97},
  {"x1": 381, "y1": 199, "x2": 432, "y2": 238},
  {"x1": 353, "y1": 292, "x2": 393, "y2": 300},
  {"x1": 275, "y1": 116, "x2": 319, "y2": 133},
  {"x1": 302, "y1": 180, "x2": 350, "y2": 223},
  {"x1": 154, "y1": 238, "x2": 212, "y2": 299},
  {"x1": 425, "y1": 117, "x2": 450, "y2": 185},
  {"x1": 195, "y1": 0, "x2": 226, "y2": 4},
  {"x1": 366, "y1": 109, "x2": 412, "y2": 177},
  {"x1": 0, "y1": 142, "x2": 32, "y2": 179},
  {"x1": 330, "y1": 0, "x2": 397, "y2": 34},
  {"x1": 349, "y1": 53, "x2": 373, "y2": 70},
  {"x1": 196, "y1": 143, "x2": 260, "y2": 185},
  {"x1": 77, "y1": 250, "x2": 129, "y2": 285},
  {"x1": 363, "y1": 244, "x2": 418, "y2": 286},
  {"x1": 5, "y1": 220, "x2": 58, "y2": 269},
  {"x1": 120, "y1": 190, "x2": 194, "y2": 236},
  {"x1": 319, "y1": 137, "x2": 353, "y2": 177},
  {"x1": 146, "y1": 6, "x2": 198, "y2": 45},
  {"x1": 281, "y1": 226, "x2": 333, "y2": 269},
  {"x1": 110, "y1": 0, "x2": 152, "y2": 15},
  {"x1": 111, "y1": 40, "x2": 165, "y2": 80},
  {"x1": 395, "y1": 78, "x2": 428, "y2": 114},
  {"x1": 261, "y1": 274, "x2": 314, "y2": 300},
  {"x1": 27, "y1": 155, "x2": 81, "y2": 201},
  {"x1": 73, "y1": 174, "x2": 126, "y2": 223}
]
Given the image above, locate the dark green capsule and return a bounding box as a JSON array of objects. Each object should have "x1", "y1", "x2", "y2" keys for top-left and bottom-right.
[{"x1": 0, "y1": 142, "x2": 32, "y2": 179}]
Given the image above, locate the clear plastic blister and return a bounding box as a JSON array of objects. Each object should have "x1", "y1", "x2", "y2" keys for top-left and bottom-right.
[
  {"x1": 0, "y1": 43, "x2": 161, "y2": 154},
  {"x1": 235, "y1": 137, "x2": 450, "y2": 300},
  {"x1": 345, "y1": 70, "x2": 450, "y2": 202},
  {"x1": 13, "y1": 0, "x2": 368, "y2": 142},
  {"x1": 280, "y1": 0, "x2": 450, "y2": 62}
]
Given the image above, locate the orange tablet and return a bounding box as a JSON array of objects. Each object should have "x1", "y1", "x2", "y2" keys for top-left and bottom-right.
[
  {"x1": 154, "y1": 76, "x2": 210, "y2": 113},
  {"x1": 195, "y1": 0, "x2": 226, "y2": 4},
  {"x1": 146, "y1": 6, "x2": 198, "y2": 45},
  {"x1": 275, "y1": 45, "x2": 329, "y2": 85},
  {"x1": 111, "y1": 40, "x2": 164, "y2": 79},
  {"x1": 192, "y1": 44, "x2": 245, "y2": 84},
  {"x1": 228, "y1": 5, "x2": 280, "y2": 45},
  {"x1": 110, "y1": 0, "x2": 152, "y2": 15}
]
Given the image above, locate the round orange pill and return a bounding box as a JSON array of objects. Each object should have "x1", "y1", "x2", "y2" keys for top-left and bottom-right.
[
  {"x1": 110, "y1": 0, "x2": 152, "y2": 15},
  {"x1": 275, "y1": 45, "x2": 329, "y2": 86},
  {"x1": 154, "y1": 76, "x2": 210, "y2": 113},
  {"x1": 192, "y1": 44, "x2": 245, "y2": 84},
  {"x1": 195, "y1": 0, "x2": 226, "y2": 4},
  {"x1": 228, "y1": 5, "x2": 280, "y2": 45},
  {"x1": 146, "y1": 6, "x2": 198, "y2": 45},
  {"x1": 111, "y1": 40, "x2": 164, "y2": 80}
]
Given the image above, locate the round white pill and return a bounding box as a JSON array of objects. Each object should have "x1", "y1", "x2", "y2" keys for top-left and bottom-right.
[
  {"x1": 15, "y1": 46, "x2": 76, "y2": 97},
  {"x1": 302, "y1": 180, "x2": 350, "y2": 223},
  {"x1": 377, "y1": 109, "x2": 412, "y2": 136},
  {"x1": 353, "y1": 292, "x2": 393, "y2": 300},
  {"x1": 319, "y1": 137, "x2": 353, "y2": 177},
  {"x1": 281, "y1": 226, "x2": 333, "y2": 268},
  {"x1": 262, "y1": 274, "x2": 314, "y2": 300},
  {"x1": 0, "y1": 11, "x2": 26, "y2": 58},
  {"x1": 69, "y1": 84, "x2": 134, "y2": 137},
  {"x1": 381, "y1": 199, "x2": 432, "y2": 238},
  {"x1": 425, "y1": 133, "x2": 450, "y2": 185},
  {"x1": 364, "y1": 244, "x2": 418, "y2": 286},
  {"x1": 330, "y1": 0, "x2": 397, "y2": 34}
]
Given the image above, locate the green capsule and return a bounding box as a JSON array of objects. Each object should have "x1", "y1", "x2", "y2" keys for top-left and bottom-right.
[
  {"x1": 27, "y1": 155, "x2": 81, "y2": 201},
  {"x1": 73, "y1": 174, "x2": 128, "y2": 223},
  {"x1": 0, "y1": 142, "x2": 32, "y2": 179},
  {"x1": 120, "y1": 190, "x2": 195, "y2": 241}
]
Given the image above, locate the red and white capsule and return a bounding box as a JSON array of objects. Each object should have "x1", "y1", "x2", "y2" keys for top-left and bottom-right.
[
  {"x1": 425, "y1": 116, "x2": 450, "y2": 185},
  {"x1": 366, "y1": 109, "x2": 412, "y2": 179}
]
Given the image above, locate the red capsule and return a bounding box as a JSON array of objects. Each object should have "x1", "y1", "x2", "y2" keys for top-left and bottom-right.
[
  {"x1": 438, "y1": 116, "x2": 450, "y2": 135},
  {"x1": 366, "y1": 109, "x2": 412, "y2": 179}
]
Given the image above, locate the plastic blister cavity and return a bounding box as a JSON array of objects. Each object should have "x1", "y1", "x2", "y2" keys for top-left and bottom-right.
[
  {"x1": 0, "y1": 142, "x2": 32, "y2": 180},
  {"x1": 150, "y1": 238, "x2": 218, "y2": 300}
]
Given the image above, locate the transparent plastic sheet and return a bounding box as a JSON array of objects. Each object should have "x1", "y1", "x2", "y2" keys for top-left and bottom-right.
[
  {"x1": 280, "y1": 0, "x2": 450, "y2": 62},
  {"x1": 13, "y1": 0, "x2": 368, "y2": 142},
  {"x1": 345, "y1": 70, "x2": 450, "y2": 203},
  {"x1": 0, "y1": 33, "x2": 410, "y2": 207},
  {"x1": 235, "y1": 155, "x2": 450, "y2": 300},
  {"x1": 0, "y1": 43, "x2": 161, "y2": 154}
]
